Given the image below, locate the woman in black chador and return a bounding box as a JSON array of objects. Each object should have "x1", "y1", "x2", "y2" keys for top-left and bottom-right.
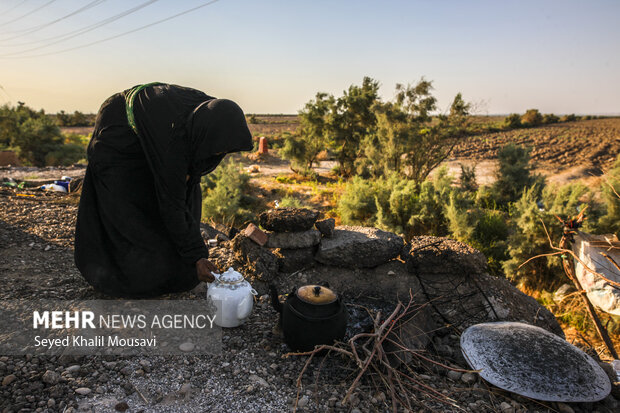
[{"x1": 75, "y1": 83, "x2": 253, "y2": 297}]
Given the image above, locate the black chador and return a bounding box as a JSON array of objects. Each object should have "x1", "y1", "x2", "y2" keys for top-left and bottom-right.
[{"x1": 75, "y1": 83, "x2": 252, "y2": 297}]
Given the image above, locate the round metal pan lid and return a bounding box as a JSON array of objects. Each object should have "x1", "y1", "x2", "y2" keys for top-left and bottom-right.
[{"x1": 460, "y1": 322, "x2": 611, "y2": 402}]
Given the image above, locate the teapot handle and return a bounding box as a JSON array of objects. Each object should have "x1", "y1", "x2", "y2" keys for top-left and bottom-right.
[{"x1": 207, "y1": 272, "x2": 220, "y2": 288}]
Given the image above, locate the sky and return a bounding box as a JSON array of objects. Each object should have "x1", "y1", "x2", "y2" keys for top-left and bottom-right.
[{"x1": 0, "y1": 0, "x2": 618, "y2": 115}]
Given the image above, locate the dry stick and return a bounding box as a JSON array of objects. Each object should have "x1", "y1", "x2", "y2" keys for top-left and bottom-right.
[
  {"x1": 559, "y1": 237, "x2": 619, "y2": 359},
  {"x1": 287, "y1": 293, "x2": 458, "y2": 412},
  {"x1": 341, "y1": 303, "x2": 404, "y2": 405},
  {"x1": 518, "y1": 220, "x2": 619, "y2": 358},
  {"x1": 384, "y1": 337, "x2": 475, "y2": 373},
  {"x1": 601, "y1": 251, "x2": 620, "y2": 273},
  {"x1": 518, "y1": 227, "x2": 620, "y2": 289},
  {"x1": 551, "y1": 224, "x2": 618, "y2": 358},
  {"x1": 132, "y1": 383, "x2": 149, "y2": 405}
]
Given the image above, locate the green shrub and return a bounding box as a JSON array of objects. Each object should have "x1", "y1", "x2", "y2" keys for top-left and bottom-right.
[
  {"x1": 542, "y1": 113, "x2": 559, "y2": 124},
  {"x1": 597, "y1": 156, "x2": 620, "y2": 235},
  {"x1": 445, "y1": 192, "x2": 509, "y2": 275},
  {"x1": 279, "y1": 196, "x2": 304, "y2": 208},
  {"x1": 375, "y1": 175, "x2": 419, "y2": 236},
  {"x1": 337, "y1": 176, "x2": 380, "y2": 226},
  {"x1": 44, "y1": 143, "x2": 85, "y2": 166},
  {"x1": 15, "y1": 116, "x2": 64, "y2": 166},
  {"x1": 459, "y1": 163, "x2": 477, "y2": 192},
  {"x1": 338, "y1": 168, "x2": 453, "y2": 238},
  {"x1": 202, "y1": 159, "x2": 254, "y2": 226},
  {"x1": 503, "y1": 113, "x2": 521, "y2": 129},
  {"x1": 560, "y1": 114, "x2": 577, "y2": 122},
  {"x1": 491, "y1": 144, "x2": 544, "y2": 207},
  {"x1": 520, "y1": 109, "x2": 543, "y2": 127},
  {"x1": 502, "y1": 187, "x2": 560, "y2": 288},
  {"x1": 275, "y1": 174, "x2": 295, "y2": 184},
  {"x1": 503, "y1": 182, "x2": 591, "y2": 289}
]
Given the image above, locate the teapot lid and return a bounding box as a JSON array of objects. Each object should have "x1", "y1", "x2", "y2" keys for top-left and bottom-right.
[
  {"x1": 296, "y1": 285, "x2": 337, "y2": 305},
  {"x1": 215, "y1": 267, "x2": 244, "y2": 285}
]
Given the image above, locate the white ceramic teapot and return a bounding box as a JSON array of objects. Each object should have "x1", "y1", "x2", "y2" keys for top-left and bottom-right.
[{"x1": 207, "y1": 267, "x2": 258, "y2": 328}]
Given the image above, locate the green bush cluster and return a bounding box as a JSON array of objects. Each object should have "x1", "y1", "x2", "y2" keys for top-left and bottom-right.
[
  {"x1": 337, "y1": 144, "x2": 620, "y2": 288},
  {"x1": 0, "y1": 103, "x2": 87, "y2": 166},
  {"x1": 502, "y1": 110, "x2": 589, "y2": 132},
  {"x1": 54, "y1": 110, "x2": 94, "y2": 127},
  {"x1": 201, "y1": 159, "x2": 256, "y2": 226}
]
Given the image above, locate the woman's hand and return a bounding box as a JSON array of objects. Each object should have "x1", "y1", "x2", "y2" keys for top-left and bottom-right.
[{"x1": 196, "y1": 258, "x2": 218, "y2": 282}]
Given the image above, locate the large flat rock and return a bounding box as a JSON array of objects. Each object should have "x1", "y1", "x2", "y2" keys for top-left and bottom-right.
[
  {"x1": 403, "y1": 236, "x2": 564, "y2": 337},
  {"x1": 274, "y1": 247, "x2": 316, "y2": 273},
  {"x1": 315, "y1": 226, "x2": 404, "y2": 268},
  {"x1": 259, "y1": 208, "x2": 319, "y2": 232},
  {"x1": 266, "y1": 229, "x2": 321, "y2": 249}
]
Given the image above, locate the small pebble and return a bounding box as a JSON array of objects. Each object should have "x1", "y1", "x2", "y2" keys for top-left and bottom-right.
[
  {"x1": 500, "y1": 401, "x2": 512, "y2": 412},
  {"x1": 2, "y1": 374, "x2": 17, "y2": 386},
  {"x1": 556, "y1": 402, "x2": 575, "y2": 413},
  {"x1": 42, "y1": 370, "x2": 59, "y2": 385},
  {"x1": 461, "y1": 372, "x2": 477, "y2": 384},
  {"x1": 447, "y1": 370, "x2": 462, "y2": 381},
  {"x1": 75, "y1": 387, "x2": 91, "y2": 395},
  {"x1": 297, "y1": 395, "x2": 309, "y2": 408},
  {"x1": 179, "y1": 342, "x2": 195, "y2": 352},
  {"x1": 65, "y1": 365, "x2": 81, "y2": 374},
  {"x1": 114, "y1": 401, "x2": 129, "y2": 412}
]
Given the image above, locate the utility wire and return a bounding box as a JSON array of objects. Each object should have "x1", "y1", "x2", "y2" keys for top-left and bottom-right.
[
  {"x1": 1, "y1": 0, "x2": 57, "y2": 26},
  {"x1": 1, "y1": 0, "x2": 220, "y2": 58},
  {"x1": 0, "y1": 0, "x2": 159, "y2": 51},
  {"x1": 0, "y1": 0, "x2": 106, "y2": 40},
  {"x1": 0, "y1": 0, "x2": 30, "y2": 16}
]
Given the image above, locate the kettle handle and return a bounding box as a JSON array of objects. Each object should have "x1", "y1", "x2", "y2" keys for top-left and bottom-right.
[{"x1": 269, "y1": 284, "x2": 283, "y2": 313}]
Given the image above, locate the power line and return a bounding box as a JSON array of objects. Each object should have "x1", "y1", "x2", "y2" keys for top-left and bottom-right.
[
  {"x1": 0, "y1": 0, "x2": 159, "y2": 52},
  {"x1": 0, "y1": 0, "x2": 30, "y2": 16},
  {"x1": 0, "y1": 0, "x2": 106, "y2": 41},
  {"x1": 1, "y1": 0, "x2": 221, "y2": 58},
  {"x1": 1, "y1": 0, "x2": 58, "y2": 26}
]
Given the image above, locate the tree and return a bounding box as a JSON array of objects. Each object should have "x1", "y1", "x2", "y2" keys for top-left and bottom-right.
[
  {"x1": 202, "y1": 159, "x2": 253, "y2": 226},
  {"x1": 503, "y1": 113, "x2": 521, "y2": 129},
  {"x1": 520, "y1": 109, "x2": 543, "y2": 127},
  {"x1": 369, "y1": 81, "x2": 470, "y2": 183},
  {"x1": 491, "y1": 143, "x2": 544, "y2": 207},
  {"x1": 281, "y1": 92, "x2": 334, "y2": 174},
  {"x1": 56, "y1": 110, "x2": 71, "y2": 126},
  {"x1": 14, "y1": 116, "x2": 64, "y2": 166},
  {"x1": 328, "y1": 77, "x2": 380, "y2": 177},
  {"x1": 542, "y1": 113, "x2": 559, "y2": 124}
]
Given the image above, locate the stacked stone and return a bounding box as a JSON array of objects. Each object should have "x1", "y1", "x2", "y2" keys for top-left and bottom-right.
[{"x1": 259, "y1": 208, "x2": 322, "y2": 273}]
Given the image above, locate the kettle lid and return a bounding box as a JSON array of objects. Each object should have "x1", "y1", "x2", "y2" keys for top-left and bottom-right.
[{"x1": 296, "y1": 285, "x2": 338, "y2": 305}]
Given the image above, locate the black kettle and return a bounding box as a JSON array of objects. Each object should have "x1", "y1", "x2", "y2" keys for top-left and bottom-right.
[{"x1": 270, "y1": 283, "x2": 348, "y2": 352}]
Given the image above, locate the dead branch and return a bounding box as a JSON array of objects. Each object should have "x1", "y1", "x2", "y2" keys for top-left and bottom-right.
[
  {"x1": 518, "y1": 219, "x2": 620, "y2": 289},
  {"x1": 285, "y1": 291, "x2": 468, "y2": 413},
  {"x1": 519, "y1": 218, "x2": 618, "y2": 359},
  {"x1": 601, "y1": 252, "x2": 620, "y2": 273}
]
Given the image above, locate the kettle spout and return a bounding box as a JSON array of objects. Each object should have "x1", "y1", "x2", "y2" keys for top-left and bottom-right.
[{"x1": 269, "y1": 284, "x2": 283, "y2": 313}]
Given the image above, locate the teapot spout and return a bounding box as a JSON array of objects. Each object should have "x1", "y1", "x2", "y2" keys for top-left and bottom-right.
[{"x1": 269, "y1": 284, "x2": 283, "y2": 313}]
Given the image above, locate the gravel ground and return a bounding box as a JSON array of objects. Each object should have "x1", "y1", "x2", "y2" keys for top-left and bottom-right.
[{"x1": 1, "y1": 177, "x2": 619, "y2": 413}]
